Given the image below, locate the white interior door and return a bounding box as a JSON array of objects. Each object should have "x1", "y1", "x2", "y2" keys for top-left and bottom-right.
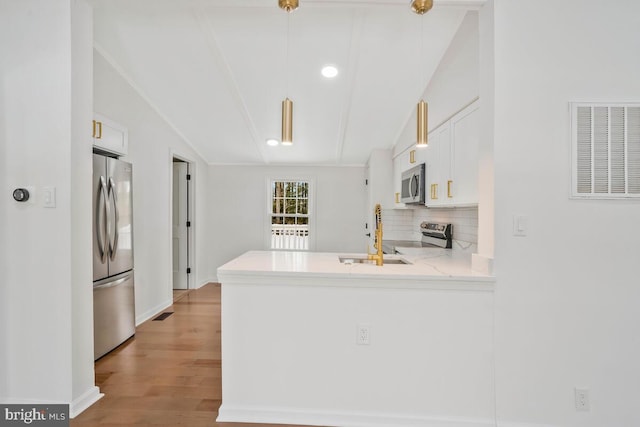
[{"x1": 172, "y1": 162, "x2": 189, "y2": 290}]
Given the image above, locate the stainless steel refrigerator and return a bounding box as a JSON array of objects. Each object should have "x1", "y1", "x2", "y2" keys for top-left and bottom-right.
[{"x1": 93, "y1": 153, "x2": 135, "y2": 360}]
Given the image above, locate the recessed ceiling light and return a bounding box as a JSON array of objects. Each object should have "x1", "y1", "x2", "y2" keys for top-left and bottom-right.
[
  {"x1": 321, "y1": 65, "x2": 339, "y2": 79},
  {"x1": 266, "y1": 139, "x2": 279, "y2": 146}
]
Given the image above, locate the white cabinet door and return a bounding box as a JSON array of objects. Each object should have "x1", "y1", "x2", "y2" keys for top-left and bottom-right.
[
  {"x1": 367, "y1": 149, "x2": 394, "y2": 210},
  {"x1": 93, "y1": 114, "x2": 128, "y2": 156},
  {"x1": 450, "y1": 103, "x2": 480, "y2": 205},
  {"x1": 425, "y1": 122, "x2": 451, "y2": 206},
  {"x1": 366, "y1": 150, "x2": 393, "y2": 248},
  {"x1": 424, "y1": 100, "x2": 479, "y2": 208},
  {"x1": 392, "y1": 147, "x2": 412, "y2": 208}
]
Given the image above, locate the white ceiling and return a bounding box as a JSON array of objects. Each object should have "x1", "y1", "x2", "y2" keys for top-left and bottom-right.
[{"x1": 91, "y1": 0, "x2": 483, "y2": 165}]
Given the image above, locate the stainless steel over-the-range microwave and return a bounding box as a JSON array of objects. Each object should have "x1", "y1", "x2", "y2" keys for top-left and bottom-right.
[{"x1": 401, "y1": 163, "x2": 426, "y2": 204}]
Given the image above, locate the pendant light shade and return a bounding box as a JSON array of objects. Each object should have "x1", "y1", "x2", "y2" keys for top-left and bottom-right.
[
  {"x1": 412, "y1": 0, "x2": 430, "y2": 147},
  {"x1": 279, "y1": 0, "x2": 298, "y2": 12},
  {"x1": 279, "y1": 0, "x2": 296, "y2": 145},
  {"x1": 416, "y1": 100, "x2": 428, "y2": 147},
  {"x1": 411, "y1": 0, "x2": 433, "y2": 15},
  {"x1": 281, "y1": 98, "x2": 293, "y2": 145}
]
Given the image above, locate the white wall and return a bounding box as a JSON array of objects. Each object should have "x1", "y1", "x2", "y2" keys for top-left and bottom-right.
[
  {"x1": 70, "y1": 0, "x2": 100, "y2": 413},
  {"x1": 492, "y1": 1, "x2": 640, "y2": 426},
  {"x1": 0, "y1": 0, "x2": 96, "y2": 410},
  {"x1": 94, "y1": 52, "x2": 212, "y2": 323},
  {"x1": 390, "y1": 11, "x2": 481, "y2": 251},
  {"x1": 396, "y1": 11, "x2": 479, "y2": 153},
  {"x1": 209, "y1": 165, "x2": 366, "y2": 280}
]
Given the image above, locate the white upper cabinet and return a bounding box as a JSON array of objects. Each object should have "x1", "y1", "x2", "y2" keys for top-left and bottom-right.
[
  {"x1": 366, "y1": 149, "x2": 394, "y2": 247},
  {"x1": 424, "y1": 100, "x2": 480, "y2": 207},
  {"x1": 366, "y1": 149, "x2": 394, "y2": 210},
  {"x1": 425, "y1": 122, "x2": 451, "y2": 205},
  {"x1": 93, "y1": 113, "x2": 128, "y2": 156},
  {"x1": 449, "y1": 102, "x2": 480, "y2": 205}
]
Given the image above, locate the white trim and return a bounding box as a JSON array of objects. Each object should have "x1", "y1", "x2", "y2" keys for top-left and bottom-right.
[
  {"x1": 265, "y1": 177, "x2": 317, "y2": 252},
  {"x1": 169, "y1": 149, "x2": 198, "y2": 292},
  {"x1": 189, "y1": 0, "x2": 486, "y2": 11},
  {"x1": 135, "y1": 298, "x2": 172, "y2": 326},
  {"x1": 471, "y1": 253, "x2": 494, "y2": 276},
  {"x1": 217, "y1": 405, "x2": 495, "y2": 427},
  {"x1": 70, "y1": 386, "x2": 103, "y2": 419},
  {"x1": 210, "y1": 162, "x2": 366, "y2": 167},
  {"x1": 218, "y1": 271, "x2": 495, "y2": 291},
  {"x1": 93, "y1": 43, "x2": 208, "y2": 162}
]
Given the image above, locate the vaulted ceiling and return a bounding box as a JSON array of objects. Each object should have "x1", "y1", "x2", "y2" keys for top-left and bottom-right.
[{"x1": 91, "y1": 0, "x2": 483, "y2": 165}]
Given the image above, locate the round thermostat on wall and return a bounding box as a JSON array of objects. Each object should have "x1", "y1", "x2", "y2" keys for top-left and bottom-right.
[{"x1": 13, "y1": 188, "x2": 30, "y2": 202}]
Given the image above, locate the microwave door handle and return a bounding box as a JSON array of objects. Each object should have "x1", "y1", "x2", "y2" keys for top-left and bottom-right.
[
  {"x1": 409, "y1": 175, "x2": 415, "y2": 199},
  {"x1": 412, "y1": 174, "x2": 419, "y2": 198}
]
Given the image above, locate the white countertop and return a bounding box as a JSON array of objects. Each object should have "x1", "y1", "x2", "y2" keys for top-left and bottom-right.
[{"x1": 217, "y1": 249, "x2": 494, "y2": 285}]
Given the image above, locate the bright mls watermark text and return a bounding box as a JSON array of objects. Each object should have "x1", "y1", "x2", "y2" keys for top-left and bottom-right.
[{"x1": 1, "y1": 405, "x2": 69, "y2": 426}]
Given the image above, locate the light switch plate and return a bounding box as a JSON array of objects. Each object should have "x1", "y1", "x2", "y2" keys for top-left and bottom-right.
[
  {"x1": 43, "y1": 186, "x2": 56, "y2": 208},
  {"x1": 513, "y1": 215, "x2": 528, "y2": 237}
]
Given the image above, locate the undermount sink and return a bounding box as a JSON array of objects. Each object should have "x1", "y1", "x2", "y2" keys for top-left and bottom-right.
[{"x1": 338, "y1": 256, "x2": 411, "y2": 265}]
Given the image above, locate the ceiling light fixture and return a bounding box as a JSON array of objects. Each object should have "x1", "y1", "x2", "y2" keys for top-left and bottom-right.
[
  {"x1": 412, "y1": 0, "x2": 431, "y2": 147},
  {"x1": 266, "y1": 138, "x2": 280, "y2": 146},
  {"x1": 321, "y1": 65, "x2": 339, "y2": 79},
  {"x1": 279, "y1": 0, "x2": 298, "y2": 146}
]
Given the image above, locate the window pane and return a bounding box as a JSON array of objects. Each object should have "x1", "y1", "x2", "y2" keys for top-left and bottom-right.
[
  {"x1": 297, "y1": 216, "x2": 308, "y2": 225},
  {"x1": 297, "y1": 199, "x2": 308, "y2": 214},
  {"x1": 285, "y1": 182, "x2": 296, "y2": 197},
  {"x1": 273, "y1": 182, "x2": 284, "y2": 198},
  {"x1": 273, "y1": 198, "x2": 284, "y2": 214},
  {"x1": 272, "y1": 216, "x2": 283, "y2": 225},
  {"x1": 285, "y1": 198, "x2": 296, "y2": 214},
  {"x1": 284, "y1": 216, "x2": 296, "y2": 225},
  {"x1": 298, "y1": 182, "x2": 308, "y2": 198}
]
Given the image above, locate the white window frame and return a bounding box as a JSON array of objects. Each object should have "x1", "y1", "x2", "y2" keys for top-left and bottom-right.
[
  {"x1": 570, "y1": 102, "x2": 640, "y2": 199},
  {"x1": 265, "y1": 177, "x2": 316, "y2": 251}
]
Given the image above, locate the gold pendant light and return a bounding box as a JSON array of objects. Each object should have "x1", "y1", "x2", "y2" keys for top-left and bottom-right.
[
  {"x1": 279, "y1": 0, "x2": 298, "y2": 12},
  {"x1": 411, "y1": 0, "x2": 433, "y2": 15},
  {"x1": 279, "y1": 0, "x2": 297, "y2": 145},
  {"x1": 412, "y1": 0, "x2": 431, "y2": 147},
  {"x1": 281, "y1": 98, "x2": 293, "y2": 145},
  {"x1": 416, "y1": 100, "x2": 428, "y2": 146}
]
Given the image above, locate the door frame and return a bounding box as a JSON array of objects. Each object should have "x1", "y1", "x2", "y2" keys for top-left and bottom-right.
[{"x1": 169, "y1": 151, "x2": 196, "y2": 292}]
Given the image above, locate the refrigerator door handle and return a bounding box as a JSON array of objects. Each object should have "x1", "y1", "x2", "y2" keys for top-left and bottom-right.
[
  {"x1": 108, "y1": 177, "x2": 120, "y2": 261},
  {"x1": 93, "y1": 275, "x2": 129, "y2": 290},
  {"x1": 97, "y1": 176, "x2": 109, "y2": 263}
]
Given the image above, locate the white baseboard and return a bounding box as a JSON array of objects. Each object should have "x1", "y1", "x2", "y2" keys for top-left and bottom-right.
[
  {"x1": 70, "y1": 386, "x2": 103, "y2": 418},
  {"x1": 217, "y1": 405, "x2": 495, "y2": 427},
  {"x1": 135, "y1": 298, "x2": 172, "y2": 326},
  {"x1": 1, "y1": 387, "x2": 103, "y2": 419},
  {"x1": 497, "y1": 422, "x2": 558, "y2": 427},
  {"x1": 195, "y1": 278, "x2": 217, "y2": 289}
]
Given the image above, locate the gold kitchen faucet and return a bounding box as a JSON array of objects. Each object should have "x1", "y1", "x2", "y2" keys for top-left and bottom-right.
[{"x1": 367, "y1": 204, "x2": 384, "y2": 266}]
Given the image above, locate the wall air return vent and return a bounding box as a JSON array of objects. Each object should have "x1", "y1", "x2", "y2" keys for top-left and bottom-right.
[{"x1": 571, "y1": 103, "x2": 640, "y2": 198}]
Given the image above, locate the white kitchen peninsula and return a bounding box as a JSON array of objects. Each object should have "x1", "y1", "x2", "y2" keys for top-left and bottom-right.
[{"x1": 217, "y1": 250, "x2": 496, "y2": 427}]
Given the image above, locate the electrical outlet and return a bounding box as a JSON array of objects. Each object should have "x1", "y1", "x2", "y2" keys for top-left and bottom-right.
[
  {"x1": 356, "y1": 323, "x2": 370, "y2": 345},
  {"x1": 574, "y1": 388, "x2": 590, "y2": 411}
]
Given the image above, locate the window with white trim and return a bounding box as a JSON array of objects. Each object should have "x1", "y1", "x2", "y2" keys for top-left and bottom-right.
[
  {"x1": 571, "y1": 103, "x2": 640, "y2": 198},
  {"x1": 269, "y1": 180, "x2": 310, "y2": 250}
]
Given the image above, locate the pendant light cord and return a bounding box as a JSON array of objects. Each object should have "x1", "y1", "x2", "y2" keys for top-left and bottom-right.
[
  {"x1": 286, "y1": 11, "x2": 291, "y2": 97},
  {"x1": 420, "y1": 15, "x2": 424, "y2": 96}
]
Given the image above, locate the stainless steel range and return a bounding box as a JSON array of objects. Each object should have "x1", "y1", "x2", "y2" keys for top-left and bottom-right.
[{"x1": 382, "y1": 222, "x2": 452, "y2": 254}]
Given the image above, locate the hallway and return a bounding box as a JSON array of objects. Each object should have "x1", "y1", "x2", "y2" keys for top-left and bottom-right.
[{"x1": 72, "y1": 283, "x2": 307, "y2": 427}]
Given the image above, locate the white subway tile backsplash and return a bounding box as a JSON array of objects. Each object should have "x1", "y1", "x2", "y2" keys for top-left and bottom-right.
[{"x1": 381, "y1": 207, "x2": 479, "y2": 244}]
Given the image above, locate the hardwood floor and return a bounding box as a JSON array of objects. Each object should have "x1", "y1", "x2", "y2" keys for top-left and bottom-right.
[{"x1": 72, "y1": 283, "x2": 308, "y2": 427}]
